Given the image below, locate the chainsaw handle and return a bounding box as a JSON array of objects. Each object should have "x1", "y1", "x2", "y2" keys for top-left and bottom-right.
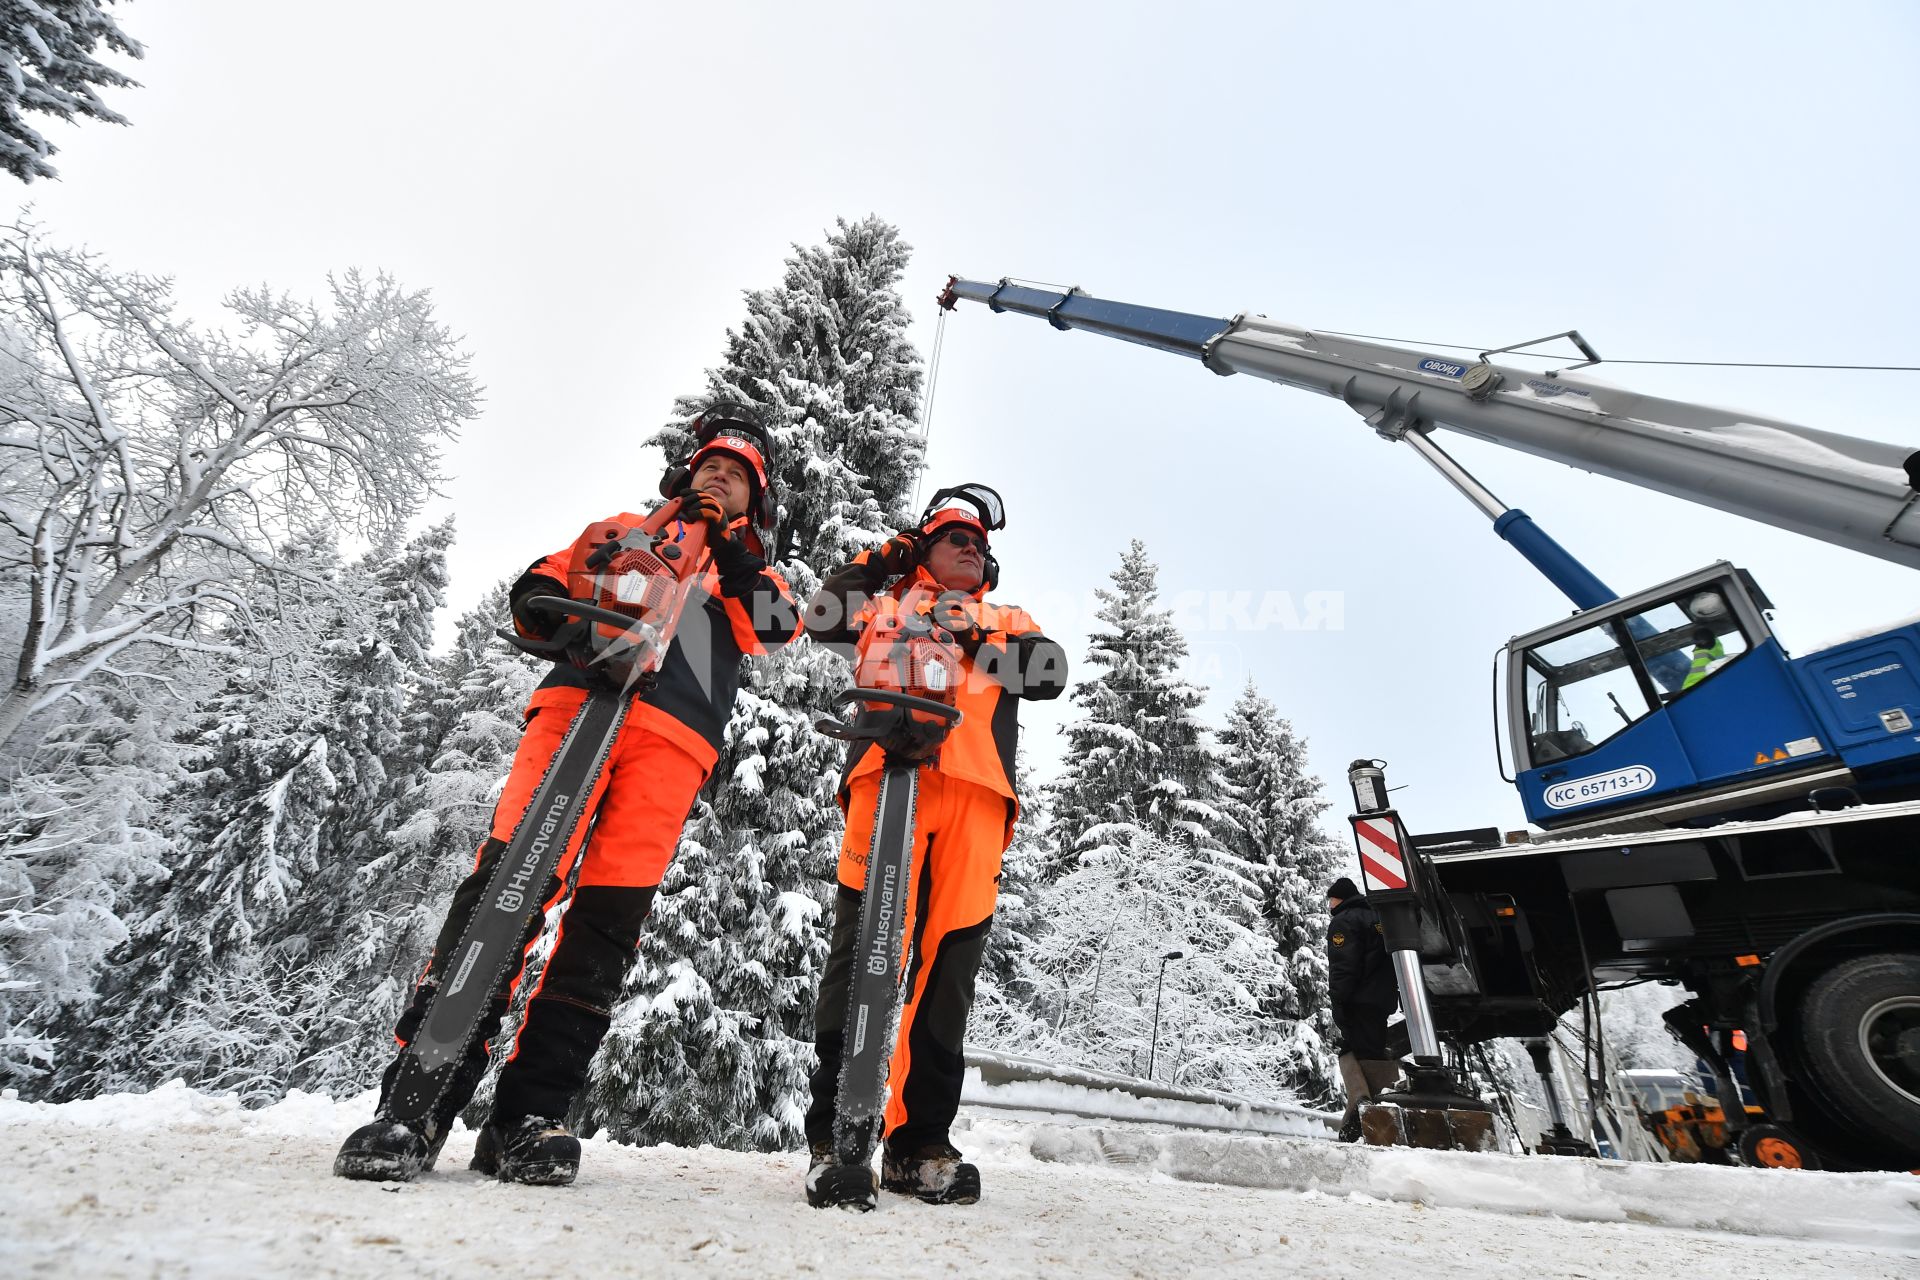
[
  {"x1": 495, "y1": 594, "x2": 662, "y2": 658},
  {"x1": 523, "y1": 594, "x2": 654, "y2": 632},
  {"x1": 833, "y1": 686, "x2": 963, "y2": 722},
  {"x1": 814, "y1": 687, "x2": 963, "y2": 742}
]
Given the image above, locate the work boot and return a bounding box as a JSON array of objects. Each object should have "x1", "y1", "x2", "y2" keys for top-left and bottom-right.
[
  {"x1": 471, "y1": 1115, "x2": 581, "y2": 1186},
  {"x1": 1336, "y1": 1113, "x2": 1364, "y2": 1144},
  {"x1": 881, "y1": 1139, "x2": 981, "y2": 1204},
  {"x1": 333, "y1": 1115, "x2": 450, "y2": 1182},
  {"x1": 805, "y1": 1141, "x2": 877, "y2": 1211}
]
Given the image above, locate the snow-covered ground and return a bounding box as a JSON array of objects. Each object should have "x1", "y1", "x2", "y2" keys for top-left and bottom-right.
[{"x1": 3, "y1": 1084, "x2": 1916, "y2": 1279}]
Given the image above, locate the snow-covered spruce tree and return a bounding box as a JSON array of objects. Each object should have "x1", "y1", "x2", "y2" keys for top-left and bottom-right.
[
  {"x1": 575, "y1": 216, "x2": 925, "y2": 1150},
  {"x1": 283, "y1": 521, "x2": 456, "y2": 1094},
  {"x1": 1214, "y1": 679, "x2": 1343, "y2": 1100},
  {"x1": 0, "y1": 1, "x2": 143, "y2": 182},
  {"x1": 0, "y1": 685, "x2": 178, "y2": 1089},
  {"x1": 650, "y1": 215, "x2": 926, "y2": 571},
  {"x1": 967, "y1": 760, "x2": 1058, "y2": 1056},
  {"x1": 383, "y1": 579, "x2": 542, "y2": 996},
  {"x1": 979, "y1": 760, "x2": 1052, "y2": 996},
  {"x1": 49, "y1": 532, "x2": 357, "y2": 1099},
  {"x1": 395, "y1": 579, "x2": 546, "y2": 1126},
  {"x1": 1046, "y1": 539, "x2": 1223, "y2": 875},
  {"x1": 52, "y1": 523, "x2": 457, "y2": 1101}
]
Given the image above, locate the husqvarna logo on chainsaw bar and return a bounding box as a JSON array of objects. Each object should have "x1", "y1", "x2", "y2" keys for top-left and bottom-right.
[
  {"x1": 497, "y1": 791, "x2": 573, "y2": 912},
  {"x1": 865, "y1": 862, "x2": 899, "y2": 976}
]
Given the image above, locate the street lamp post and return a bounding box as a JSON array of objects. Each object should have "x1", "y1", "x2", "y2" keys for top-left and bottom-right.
[{"x1": 1147, "y1": 949, "x2": 1186, "y2": 1081}]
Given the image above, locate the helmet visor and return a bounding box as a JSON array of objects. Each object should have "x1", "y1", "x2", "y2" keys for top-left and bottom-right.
[{"x1": 920, "y1": 482, "x2": 1005, "y2": 532}]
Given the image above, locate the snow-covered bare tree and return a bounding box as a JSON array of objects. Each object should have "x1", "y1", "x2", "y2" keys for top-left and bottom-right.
[
  {"x1": 0, "y1": 1, "x2": 143, "y2": 182},
  {"x1": 967, "y1": 761, "x2": 1063, "y2": 1060},
  {"x1": 0, "y1": 221, "x2": 476, "y2": 754},
  {"x1": 577, "y1": 216, "x2": 925, "y2": 1150},
  {"x1": 1015, "y1": 829, "x2": 1318, "y2": 1100},
  {"x1": 1595, "y1": 983, "x2": 1694, "y2": 1073},
  {"x1": 1046, "y1": 539, "x2": 1222, "y2": 874}
]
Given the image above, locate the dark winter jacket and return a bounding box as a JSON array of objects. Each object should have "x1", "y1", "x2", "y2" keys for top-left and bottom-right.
[
  {"x1": 509, "y1": 511, "x2": 800, "y2": 771},
  {"x1": 1327, "y1": 895, "x2": 1398, "y2": 1011}
]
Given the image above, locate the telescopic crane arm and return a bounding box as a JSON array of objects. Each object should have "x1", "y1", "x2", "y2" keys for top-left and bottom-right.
[{"x1": 937, "y1": 278, "x2": 1920, "y2": 585}]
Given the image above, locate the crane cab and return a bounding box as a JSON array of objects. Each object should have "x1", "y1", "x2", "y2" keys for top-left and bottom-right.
[{"x1": 1505, "y1": 563, "x2": 1848, "y2": 831}]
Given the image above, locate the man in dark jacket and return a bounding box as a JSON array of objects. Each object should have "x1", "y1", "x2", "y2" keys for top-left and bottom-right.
[{"x1": 1327, "y1": 875, "x2": 1401, "y2": 1142}]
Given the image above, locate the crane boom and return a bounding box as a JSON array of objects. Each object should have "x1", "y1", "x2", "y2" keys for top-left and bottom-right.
[{"x1": 939, "y1": 278, "x2": 1920, "y2": 570}]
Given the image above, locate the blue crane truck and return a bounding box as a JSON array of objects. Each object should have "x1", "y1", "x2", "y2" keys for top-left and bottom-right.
[{"x1": 939, "y1": 277, "x2": 1920, "y2": 1171}]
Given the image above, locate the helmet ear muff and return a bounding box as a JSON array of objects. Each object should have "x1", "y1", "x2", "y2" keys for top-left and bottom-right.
[
  {"x1": 658, "y1": 463, "x2": 691, "y2": 501},
  {"x1": 983, "y1": 552, "x2": 1000, "y2": 592}
]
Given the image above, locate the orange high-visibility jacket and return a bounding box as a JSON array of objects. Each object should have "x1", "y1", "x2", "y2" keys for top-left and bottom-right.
[
  {"x1": 806, "y1": 556, "x2": 1067, "y2": 812},
  {"x1": 511, "y1": 511, "x2": 800, "y2": 771}
]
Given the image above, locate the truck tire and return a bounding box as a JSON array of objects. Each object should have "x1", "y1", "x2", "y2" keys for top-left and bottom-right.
[
  {"x1": 1795, "y1": 953, "x2": 1920, "y2": 1161},
  {"x1": 1736, "y1": 1123, "x2": 1819, "y2": 1170}
]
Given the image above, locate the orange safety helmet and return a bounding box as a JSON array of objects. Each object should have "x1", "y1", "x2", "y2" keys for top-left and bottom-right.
[
  {"x1": 659, "y1": 401, "x2": 779, "y2": 533},
  {"x1": 916, "y1": 482, "x2": 1005, "y2": 591}
]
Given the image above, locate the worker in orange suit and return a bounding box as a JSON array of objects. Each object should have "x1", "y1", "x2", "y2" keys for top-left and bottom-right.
[
  {"x1": 801, "y1": 485, "x2": 1067, "y2": 1206},
  {"x1": 334, "y1": 405, "x2": 799, "y2": 1188}
]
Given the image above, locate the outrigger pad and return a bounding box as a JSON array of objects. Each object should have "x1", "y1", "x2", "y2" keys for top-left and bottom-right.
[
  {"x1": 1359, "y1": 1102, "x2": 1498, "y2": 1152},
  {"x1": 1360, "y1": 1104, "x2": 1403, "y2": 1147}
]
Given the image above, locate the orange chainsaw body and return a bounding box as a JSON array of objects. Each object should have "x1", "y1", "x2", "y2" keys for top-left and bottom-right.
[{"x1": 561, "y1": 500, "x2": 709, "y2": 683}]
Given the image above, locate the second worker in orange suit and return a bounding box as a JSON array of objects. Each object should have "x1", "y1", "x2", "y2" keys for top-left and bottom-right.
[{"x1": 801, "y1": 485, "x2": 1067, "y2": 1205}]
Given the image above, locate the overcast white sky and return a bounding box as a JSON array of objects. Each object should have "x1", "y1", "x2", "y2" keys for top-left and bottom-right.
[{"x1": 28, "y1": 1, "x2": 1920, "y2": 836}]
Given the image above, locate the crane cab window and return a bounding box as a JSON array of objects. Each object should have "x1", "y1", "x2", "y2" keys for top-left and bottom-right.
[
  {"x1": 1624, "y1": 590, "x2": 1751, "y2": 701},
  {"x1": 1523, "y1": 622, "x2": 1654, "y2": 765}
]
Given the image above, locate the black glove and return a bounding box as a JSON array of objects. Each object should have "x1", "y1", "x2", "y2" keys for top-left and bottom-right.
[
  {"x1": 931, "y1": 594, "x2": 989, "y2": 656},
  {"x1": 710, "y1": 531, "x2": 768, "y2": 598},
  {"x1": 679, "y1": 488, "x2": 729, "y2": 531},
  {"x1": 510, "y1": 591, "x2": 558, "y2": 641},
  {"x1": 870, "y1": 529, "x2": 923, "y2": 577}
]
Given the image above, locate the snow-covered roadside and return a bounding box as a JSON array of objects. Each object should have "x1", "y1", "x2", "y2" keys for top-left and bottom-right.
[
  {"x1": 961, "y1": 1053, "x2": 1337, "y2": 1139},
  {"x1": 1, "y1": 1085, "x2": 1915, "y2": 1279},
  {"x1": 992, "y1": 1120, "x2": 1920, "y2": 1250}
]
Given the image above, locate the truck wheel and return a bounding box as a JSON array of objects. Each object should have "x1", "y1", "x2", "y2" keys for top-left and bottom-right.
[
  {"x1": 1736, "y1": 1123, "x2": 1819, "y2": 1170},
  {"x1": 1796, "y1": 953, "x2": 1920, "y2": 1160}
]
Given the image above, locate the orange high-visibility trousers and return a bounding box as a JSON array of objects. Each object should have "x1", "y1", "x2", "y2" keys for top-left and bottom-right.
[
  {"x1": 487, "y1": 688, "x2": 711, "y2": 892},
  {"x1": 386, "y1": 686, "x2": 710, "y2": 1129},
  {"x1": 806, "y1": 766, "x2": 1012, "y2": 1151}
]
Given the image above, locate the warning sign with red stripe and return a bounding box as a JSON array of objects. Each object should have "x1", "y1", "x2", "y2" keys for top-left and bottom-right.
[{"x1": 1351, "y1": 813, "x2": 1410, "y2": 892}]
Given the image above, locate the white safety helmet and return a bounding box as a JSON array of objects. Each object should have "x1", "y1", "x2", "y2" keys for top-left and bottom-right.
[{"x1": 1685, "y1": 591, "x2": 1728, "y2": 624}]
